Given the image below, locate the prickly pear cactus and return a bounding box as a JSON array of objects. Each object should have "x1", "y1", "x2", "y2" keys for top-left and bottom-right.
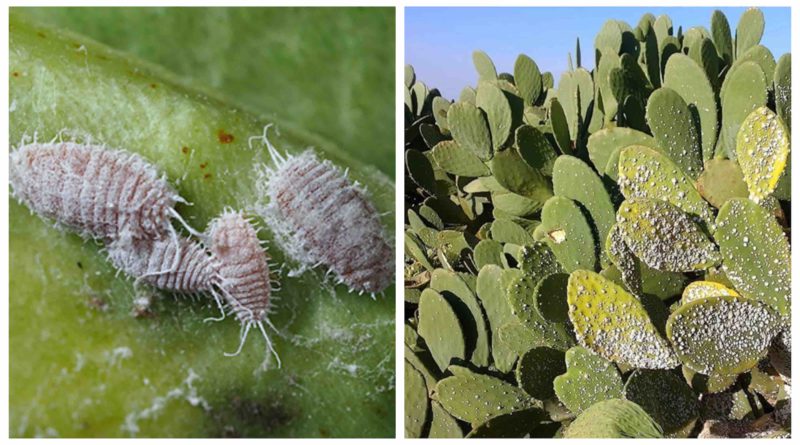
[{"x1": 405, "y1": 7, "x2": 790, "y2": 438}]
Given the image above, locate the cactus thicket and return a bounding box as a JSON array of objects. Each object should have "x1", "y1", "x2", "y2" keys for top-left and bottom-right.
[{"x1": 405, "y1": 8, "x2": 790, "y2": 438}]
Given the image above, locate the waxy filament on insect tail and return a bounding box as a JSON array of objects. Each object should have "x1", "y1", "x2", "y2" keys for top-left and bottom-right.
[{"x1": 252, "y1": 125, "x2": 394, "y2": 297}]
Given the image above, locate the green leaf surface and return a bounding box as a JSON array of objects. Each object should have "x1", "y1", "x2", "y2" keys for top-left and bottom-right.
[
  {"x1": 431, "y1": 140, "x2": 491, "y2": 177},
  {"x1": 10, "y1": 11, "x2": 394, "y2": 438},
  {"x1": 418, "y1": 289, "x2": 466, "y2": 373}
]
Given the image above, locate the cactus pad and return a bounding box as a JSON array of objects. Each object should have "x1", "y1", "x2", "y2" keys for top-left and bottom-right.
[
  {"x1": 616, "y1": 198, "x2": 720, "y2": 272},
  {"x1": 435, "y1": 373, "x2": 538, "y2": 424},
  {"x1": 417, "y1": 289, "x2": 466, "y2": 372},
  {"x1": 715, "y1": 198, "x2": 790, "y2": 317},
  {"x1": 623, "y1": 369, "x2": 699, "y2": 437},
  {"x1": 735, "y1": 107, "x2": 789, "y2": 203},
  {"x1": 567, "y1": 270, "x2": 679, "y2": 369},
  {"x1": 554, "y1": 346, "x2": 624, "y2": 413},
  {"x1": 564, "y1": 399, "x2": 663, "y2": 438},
  {"x1": 667, "y1": 296, "x2": 781, "y2": 376}
]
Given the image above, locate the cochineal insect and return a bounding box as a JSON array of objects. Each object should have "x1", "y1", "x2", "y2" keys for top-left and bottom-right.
[
  {"x1": 254, "y1": 126, "x2": 394, "y2": 297},
  {"x1": 207, "y1": 209, "x2": 281, "y2": 368},
  {"x1": 9, "y1": 142, "x2": 198, "y2": 242}
]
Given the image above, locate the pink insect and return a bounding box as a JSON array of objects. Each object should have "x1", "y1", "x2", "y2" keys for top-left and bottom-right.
[
  {"x1": 207, "y1": 210, "x2": 281, "y2": 367},
  {"x1": 9, "y1": 142, "x2": 198, "y2": 242},
  {"x1": 254, "y1": 126, "x2": 393, "y2": 297}
]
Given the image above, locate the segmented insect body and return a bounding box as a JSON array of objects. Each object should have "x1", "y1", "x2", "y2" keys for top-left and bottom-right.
[
  {"x1": 261, "y1": 142, "x2": 393, "y2": 296},
  {"x1": 10, "y1": 142, "x2": 183, "y2": 241},
  {"x1": 207, "y1": 210, "x2": 281, "y2": 367},
  {"x1": 106, "y1": 234, "x2": 219, "y2": 294}
]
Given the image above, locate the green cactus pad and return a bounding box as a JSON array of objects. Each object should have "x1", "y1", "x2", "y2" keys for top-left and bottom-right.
[
  {"x1": 720, "y1": 61, "x2": 767, "y2": 159},
  {"x1": 491, "y1": 191, "x2": 544, "y2": 217},
  {"x1": 497, "y1": 320, "x2": 542, "y2": 356},
  {"x1": 618, "y1": 145, "x2": 715, "y2": 227},
  {"x1": 565, "y1": 399, "x2": 663, "y2": 438},
  {"x1": 435, "y1": 374, "x2": 539, "y2": 424},
  {"x1": 623, "y1": 369, "x2": 699, "y2": 437},
  {"x1": 431, "y1": 140, "x2": 491, "y2": 177},
  {"x1": 405, "y1": 232, "x2": 434, "y2": 271},
  {"x1": 465, "y1": 407, "x2": 546, "y2": 438},
  {"x1": 733, "y1": 45, "x2": 777, "y2": 82},
  {"x1": 515, "y1": 124, "x2": 558, "y2": 175},
  {"x1": 735, "y1": 8, "x2": 765, "y2": 59},
  {"x1": 552, "y1": 155, "x2": 616, "y2": 260},
  {"x1": 553, "y1": 346, "x2": 623, "y2": 413},
  {"x1": 735, "y1": 107, "x2": 790, "y2": 203},
  {"x1": 667, "y1": 296, "x2": 780, "y2": 376},
  {"x1": 774, "y1": 53, "x2": 791, "y2": 131},
  {"x1": 715, "y1": 198, "x2": 790, "y2": 317},
  {"x1": 417, "y1": 289, "x2": 466, "y2": 372},
  {"x1": 473, "y1": 239, "x2": 504, "y2": 269},
  {"x1": 475, "y1": 265, "x2": 518, "y2": 373},
  {"x1": 507, "y1": 275, "x2": 575, "y2": 351},
  {"x1": 539, "y1": 196, "x2": 598, "y2": 273},
  {"x1": 556, "y1": 69, "x2": 593, "y2": 140},
  {"x1": 681, "y1": 281, "x2": 740, "y2": 305},
  {"x1": 567, "y1": 270, "x2": 679, "y2": 369},
  {"x1": 430, "y1": 269, "x2": 491, "y2": 367},
  {"x1": 711, "y1": 10, "x2": 733, "y2": 64},
  {"x1": 476, "y1": 81, "x2": 512, "y2": 150},
  {"x1": 533, "y1": 273, "x2": 570, "y2": 323},
  {"x1": 519, "y1": 242, "x2": 565, "y2": 282},
  {"x1": 516, "y1": 347, "x2": 566, "y2": 400},
  {"x1": 695, "y1": 158, "x2": 749, "y2": 209},
  {"x1": 405, "y1": 360, "x2": 431, "y2": 438},
  {"x1": 490, "y1": 218, "x2": 534, "y2": 246},
  {"x1": 645, "y1": 87, "x2": 703, "y2": 179},
  {"x1": 489, "y1": 148, "x2": 553, "y2": 201},
  {"x1": 405, "y1": 345, "x2": 442, "y2": 394},
  {"x1": 549, "y1": 98, "x2": 572, "y2": 154},
  {"x1": 431, "y1": 96, "x2": 451, "y2": 132},
  {"x1": 616, "y1": 199, "x2": 720, "y2": 272},
  {"x1": 586, "y1": 127, "x2": 657, "y2": 177},
  {"x1": 446, "y1": 101, "x2": 493, "y2": 161},
  {"x1": 682, "y1": 366, "x2": 738, "y2": 394},
  {"x1": 406, "y1": 149, "x2": 437, "y2": 196},
  {"x1": 472, "y1": 50, "x2": 497, "y2": 81},
  {"x1": 428, "y1": 401, "x2": 463, "y2": 438},
  {"x1": 514, "y1": 54, "x2": 543, "y2": 106},
  {"x1": 595, "y1": 19, "x2": 623, "y2": 54},
  {"x1": 663, "y1": 54, "x2": 718, "y2": 162}
]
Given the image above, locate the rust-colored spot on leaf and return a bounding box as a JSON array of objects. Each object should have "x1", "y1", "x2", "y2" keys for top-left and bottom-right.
[
  {"x1": 149, "y1": 83, "x2": 158, "y2": 89},
  {"x1": 204, "y1": 173, "x2": 213, "y2": 180},
  {"x1": 181, "y1": 146, "x2": 189, "y2": 155},
  {"x1": 36, "y1": 32, "x2": 46, "y2": 38},
  {"x1": 217, "y1": 129, "x2": 235, "y2": 144},
  {"x1": 12, "y1": 71, "x2": 19, "y2": 78},
  {"x1": 199, "y1": 162, "x2": 208, "y2": 170}
]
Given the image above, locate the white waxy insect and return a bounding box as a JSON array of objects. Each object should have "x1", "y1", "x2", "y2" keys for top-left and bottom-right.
[
  {"x1": 207, "y1": 210, "x2": 281, "y2": 368},
  {"x1": 9, "y1": 142, "x2": 197, "y2": 241},
  {"x1": 254, "y1": 126, "x2": 393, "y2": 296}
]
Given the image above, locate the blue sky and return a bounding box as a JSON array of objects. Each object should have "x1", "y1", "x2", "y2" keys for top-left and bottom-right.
[{"x1": 406, "y1": 7, "x2": 791, "y2": 99}]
